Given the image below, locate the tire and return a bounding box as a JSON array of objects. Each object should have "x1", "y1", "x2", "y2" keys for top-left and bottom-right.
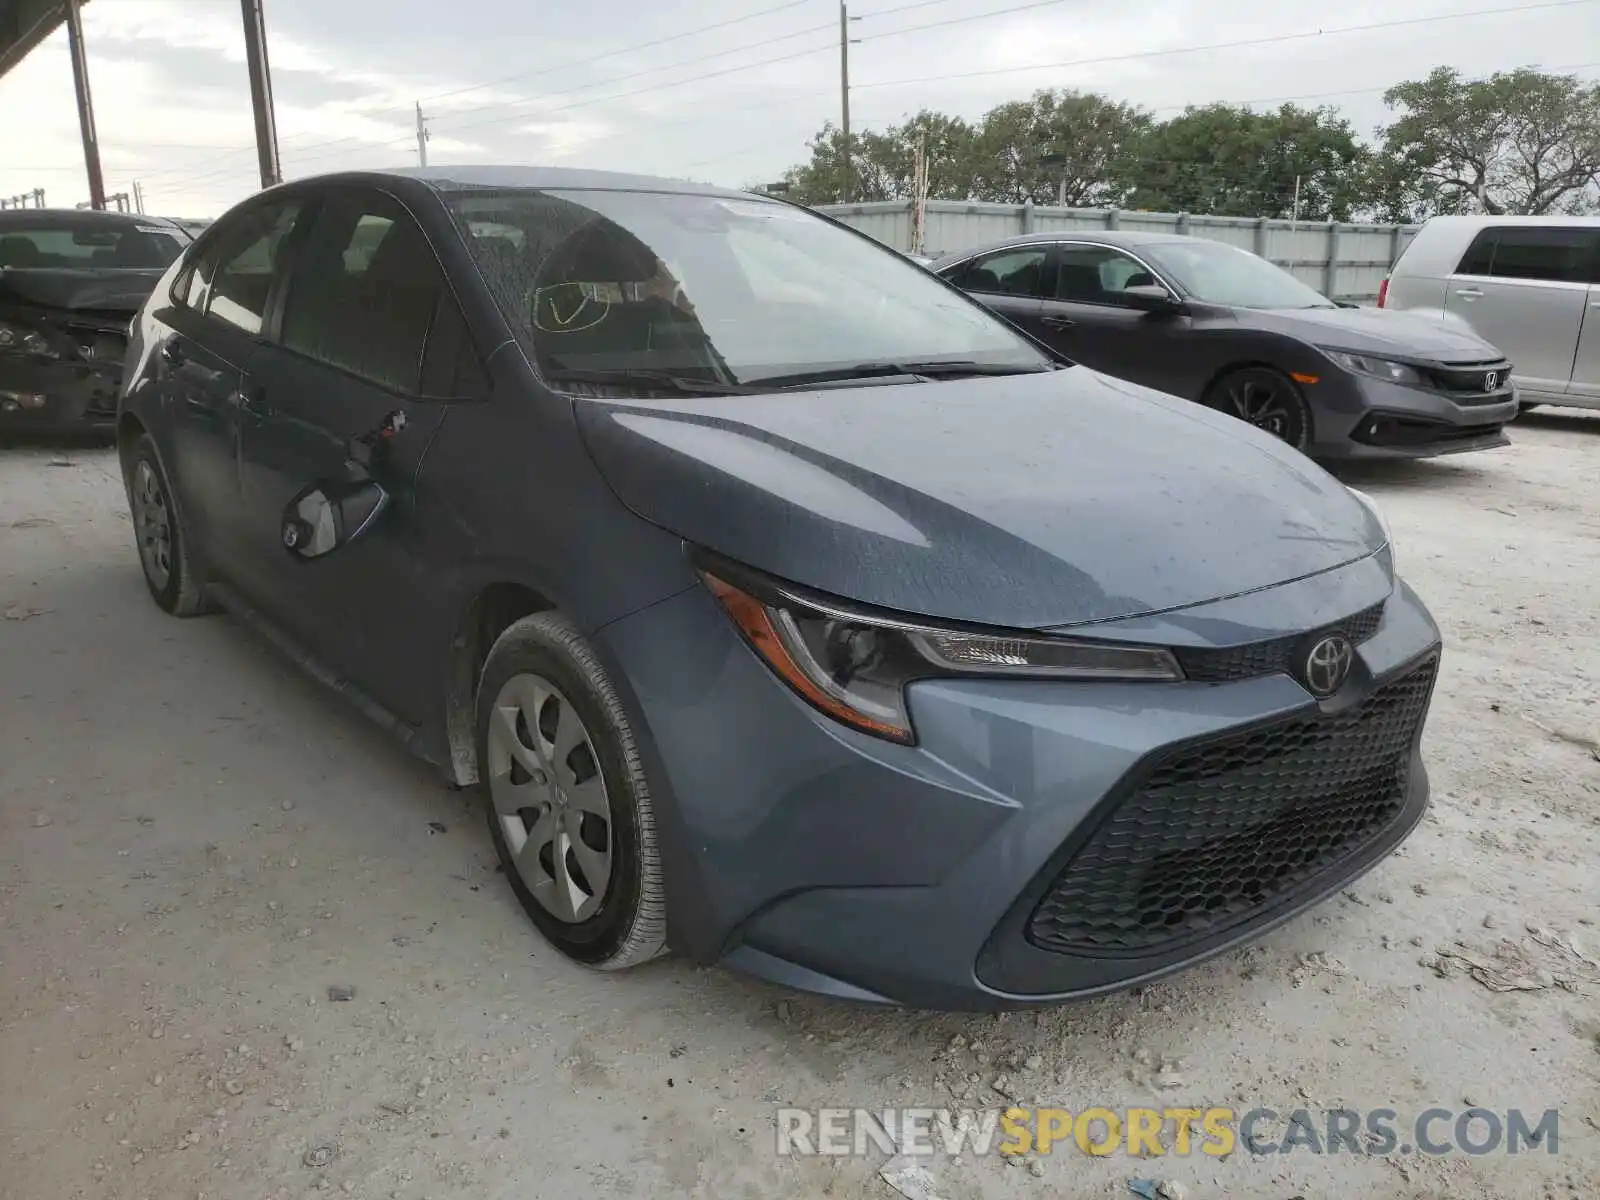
[
  {"x1": 125, "y1": 434, "x2": 214, "y2": 617},
  {"x1": 1518, "y1": 402, "x2": 1541, "y2": 414},
  {"x1": 1203, "y1": 366, "x2": 1313, "y2": 451},
  {"x1": 475, "y1": 611, "x2": 666, "y2": 969}
]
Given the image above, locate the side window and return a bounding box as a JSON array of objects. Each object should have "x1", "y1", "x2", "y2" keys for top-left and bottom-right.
[
  {"x1": 1455, "y1": 230, "x2": 1496, "y2": 276},
  {"x1": 960, "y1": 247, "x2": 1048, "y2": 297},
  {"x1": 203, "y1": 202, "x2": 303, "y2": 334},
  {"x1": 1055, "y1": 245, "x2": 1154, "y2": 305},
  {"x1": 281, "y1": 192, "x2": 480, "y2": 396},
  {"x1": 1480, "y1": 227, "x2": 1598, "y2": 284}
]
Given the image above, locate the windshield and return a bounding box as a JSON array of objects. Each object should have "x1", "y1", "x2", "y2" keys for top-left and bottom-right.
[
  {"x1": 1142, "y1": 240, "x2": 1333, "y2": 309},
  {"x1": 0, "y1": 219, "x2": 189, "y2": 270},
  {"x1": 443, "y1": 188, "x2": 1049, "y2": 390}
]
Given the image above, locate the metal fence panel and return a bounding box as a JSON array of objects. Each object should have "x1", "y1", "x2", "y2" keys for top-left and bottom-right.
[{"x1": 814, "y1": 199, "x2": 1421, "y2": 300}]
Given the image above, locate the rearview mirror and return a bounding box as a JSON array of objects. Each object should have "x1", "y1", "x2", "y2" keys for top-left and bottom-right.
[
  {"x1": 1121, "y1": 284, "x2": 1182, "y2": 312},
  {"x1": 282, "y1": 478, "x2": 390, "y2": 560}
]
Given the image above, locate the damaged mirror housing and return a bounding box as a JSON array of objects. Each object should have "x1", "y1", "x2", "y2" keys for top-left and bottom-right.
[{"x1": 282, "y1": 478, "x2": 389, "y2": 560}]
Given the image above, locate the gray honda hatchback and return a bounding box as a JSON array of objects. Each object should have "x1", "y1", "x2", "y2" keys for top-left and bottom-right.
[{"x1": 118, "y1": 167, "x2": 1442, "y2": 1010}]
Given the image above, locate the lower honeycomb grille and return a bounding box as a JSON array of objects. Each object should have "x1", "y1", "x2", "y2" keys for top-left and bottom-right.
[{"x1": 1026, "y1": 655, "x2": 1437, "y2": 956}]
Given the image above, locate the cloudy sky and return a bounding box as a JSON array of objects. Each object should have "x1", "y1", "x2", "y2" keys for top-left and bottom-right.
[{"x1": 1, "y1": 0, "x2": 1595, "y2": 217}]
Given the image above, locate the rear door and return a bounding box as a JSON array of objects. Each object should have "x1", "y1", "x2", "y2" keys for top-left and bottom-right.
[
  {"x1": 235, "y1": 187, "x2": 487, "y2": 724},
  {"x1": 939, "y1": 244, "x2": 1051, "y2": 340},
  {"x1": 1443, "y1": 225, "x2": 1599, "y2": 396},
  {"x1": 156, "y1": 199, "x2": 305, "y2": 575}
]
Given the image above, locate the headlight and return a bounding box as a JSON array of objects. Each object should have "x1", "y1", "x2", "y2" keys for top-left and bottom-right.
[
  {"x1": 698, "y1": 557, "x2": 1184, "y2": 744},
  {"x1": 1325, "y1": 350, "x2": 1425, "y2": 386},
  {"x1": 1347, "y1": 486, "x2": 1394, "y2": 564},
  {"x1": 0, "y1": 319, "x2": 58, "y2": 359}
]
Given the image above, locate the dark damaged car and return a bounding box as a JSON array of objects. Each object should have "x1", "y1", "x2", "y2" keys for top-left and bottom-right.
[
  {"x1": 117, "y1": 168, "x2": 1443, "y2": 1010},
  {"x1": 1, "y1": 210, "x2": 190, "y2": 433}
]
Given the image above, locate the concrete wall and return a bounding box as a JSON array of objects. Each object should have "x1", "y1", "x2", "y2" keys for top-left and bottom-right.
[{"x1": 815, "y1": 199, "x2": 1421, "y2": 302}]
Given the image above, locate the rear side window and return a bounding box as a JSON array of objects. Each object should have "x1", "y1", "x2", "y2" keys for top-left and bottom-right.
[
  {"x1": 194, "y1": 201, "x2": 304, "y2": 334},
  {"x1": 280, "y1": 190, "x2": 484, "y2": 397},
  {"x1": 945, "y1": 246, "x2": 1049, "y2": 297},
  {"x1": 1454, "y1": 226, "x2": 1599, "y2": 284}
]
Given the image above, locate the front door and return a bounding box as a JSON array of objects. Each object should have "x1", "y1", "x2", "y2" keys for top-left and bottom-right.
[
  {"x1": 1034, "y1": 242, "x2": 1193, "y2": 397},
  {"x1": 236, "y1": 187, "x2": 488, "y2": 724},
  {"x1": 154, "y1": 199, "x2": 306, "y2": 580},
  {"x1": 1443, "y1": 225, "x2": 1600, "y2": 397}
]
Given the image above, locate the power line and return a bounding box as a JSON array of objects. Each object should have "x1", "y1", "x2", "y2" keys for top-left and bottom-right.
[
  {"x1": 133, "y1": 9, "x2": 841, "y2": 184},
  {"x1": 430, "y1": 18, "x2": 835, "y2": 124},
  {"x1": 858, "y1": 0, "x2": 1079, "y2": 42},
  {"x1": 428, "y1": 40, "x2": 838, "y2": 140},
  {"x1": 850, "y1": 60, "x2": 1600, "y2": 128},
  {"x1": 420, "y1": 0, "x2": 818, "y2": 105},
  {"x1": 854, "y1": 0, "x2": 1600, "y2": 88}
]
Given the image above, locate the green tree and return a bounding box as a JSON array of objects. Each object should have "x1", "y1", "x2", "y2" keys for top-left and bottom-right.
[
  {"x1": 1378, "y1": 67, "x2": 1600, "y2": 216},
  {"x1": 1122, "y1": 103, "x2": 1371, "y2": 220},
  {"x1": 781, "y1": 113, "x2": 977, "y2": 205},
  {"x1": 969, "y1": 90, "x2": 1150, "y2": 206}
]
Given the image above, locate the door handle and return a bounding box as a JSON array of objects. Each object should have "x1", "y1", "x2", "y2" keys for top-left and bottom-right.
[
  {"x1": 1041, "y1": 315, "x2": 1077, "y2": 329},
  {"x1": 1454, "y1": 288, "x2": 1484, "y2": 300},
  {"x1": 237, "y1": 386, "x2": 274, "y2": 418}
]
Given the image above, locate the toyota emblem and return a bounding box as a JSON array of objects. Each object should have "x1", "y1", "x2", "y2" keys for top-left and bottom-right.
[
  {"x1": 1301, "y1": 634, "x2": 1354, "y2": 697},
  {"x1": 1483, "y1": 371, "x2": 1499, "y2": 391}
]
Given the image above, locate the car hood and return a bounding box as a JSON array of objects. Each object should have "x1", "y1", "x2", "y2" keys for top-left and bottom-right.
[
  {"x1": 574, "y1": 369, "x2": 1384, "y2": 630},
  {"x1": 1243, "y1": 304, "x2": 1500, "y2": 363},
  {"x1": 0, "y1": 267, "x2": 166, "y2": 315}
]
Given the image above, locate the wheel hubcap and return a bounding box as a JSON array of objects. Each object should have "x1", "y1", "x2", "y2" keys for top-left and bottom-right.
[
  {"x1": 486, "y1": 673, "x2": 613, "y2": 924},
  {"x1": 131, "y1": 460, "x2": 172, "y2": 589},
  {"x1": 1227, "y1": 376, "x2": 1301, "y2": 444}
]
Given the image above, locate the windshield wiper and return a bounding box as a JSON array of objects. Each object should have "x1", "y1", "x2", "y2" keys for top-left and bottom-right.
[
  {"x1": 748, "y1": 360, "x2": 1055, "y2": 388},
  {"x1": 543, "y1": 367, "x2": 758, "y2": 396}
]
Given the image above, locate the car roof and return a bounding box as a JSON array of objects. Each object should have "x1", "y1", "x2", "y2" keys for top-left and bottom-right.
[
  {"x1": 279, "y1": 165, "x2": 758, "y2": 202},
  {"x1": 929, "y1": 228, "x2": 1196, "y2": 264},
  {"x1": 0, "y1": 207, "x2": 181, "y2": 229},
  {"x1": 1417, "y1": 214, "x2": 1600, "y2": 231}
]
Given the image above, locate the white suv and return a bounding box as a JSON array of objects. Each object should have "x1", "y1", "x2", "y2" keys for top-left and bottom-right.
[{"x1": 1381, "y1": 215, "x2": 1600, "y2": 411}]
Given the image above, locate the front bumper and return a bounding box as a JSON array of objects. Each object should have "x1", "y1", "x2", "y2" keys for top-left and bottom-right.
[
  {"x1": 1310, "y1": 374, "x2": 1517, "y2": 460},
  {"x1": 595, "y1": 553, "x2": 1442, "y2": 1010},
  {"x1": 0, "y1": 356, "x2": 123, "y2": 432}
]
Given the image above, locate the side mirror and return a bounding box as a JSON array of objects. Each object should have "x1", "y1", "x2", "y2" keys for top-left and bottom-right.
[
  {"x1": 1121, "y1": 284, "x2": 1182, "y2": 312},
  {"x1": 281, "y1": 478, "x2": 390, "y2": 560}
]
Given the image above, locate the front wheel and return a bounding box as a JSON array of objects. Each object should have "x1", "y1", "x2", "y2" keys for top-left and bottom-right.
[
  {"x1": 1203, "y1": 366, "x2": 1313, "y2": 451},
  {"x1": 475, "y1": 612, "x2": 666, "y2": 970}
]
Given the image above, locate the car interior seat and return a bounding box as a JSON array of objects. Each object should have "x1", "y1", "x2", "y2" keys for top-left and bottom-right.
[{"x1": 0, "y1": 237, "x2": 45, "y2": 267}]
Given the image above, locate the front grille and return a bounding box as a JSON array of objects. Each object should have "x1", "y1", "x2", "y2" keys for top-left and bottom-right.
[
  {"x1": 1425, "y1": 359, "x2": 1513, "y2": 402},
  {"x1": 1026, "y1": 655, "x2": 1437, "y2": 956},
  {"x1": 1176, "y1": 602, "x2": 1384, "y2": 684}
]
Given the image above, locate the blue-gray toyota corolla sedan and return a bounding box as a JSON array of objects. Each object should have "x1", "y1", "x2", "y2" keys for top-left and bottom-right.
[{"x1": 116, "y1": 167, "x2": 1441, "y2": 1010}]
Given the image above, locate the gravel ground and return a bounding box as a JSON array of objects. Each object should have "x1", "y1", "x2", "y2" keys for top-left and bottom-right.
[{"x1": 2, "y1": 413, "x2": 1598, "y2": 1200}]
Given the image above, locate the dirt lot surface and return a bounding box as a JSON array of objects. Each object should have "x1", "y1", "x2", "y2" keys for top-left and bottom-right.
[{"x1": 2, "y1": 414, "x2": 1598, "y2": 1200}]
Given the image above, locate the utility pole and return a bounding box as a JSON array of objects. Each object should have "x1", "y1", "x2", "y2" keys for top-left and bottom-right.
[
  {"x1": 64, "y1": 0, "x2": 107, "y2": 211},
  {"x1": 1286, "y1": 173, "x2": 1302, "y2": 277},
  {"x1": 240, "y1": 0, "x2": 282, "y2": 188},
  {"x1": 910, "y1": 130, "x2": 929, "y2": 255},
  {"x1": 415, "y1": 102, "x2": 431, "y2": 167},
  {"x1": 132, "y1": 180, "x2": 145, "y2": 214},
  {"x1": 839, "y1": 1, "x2": 852, "y2": 203}
]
